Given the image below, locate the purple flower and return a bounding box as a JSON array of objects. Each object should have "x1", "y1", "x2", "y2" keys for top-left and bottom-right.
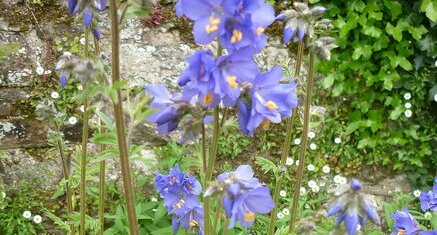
[
  {"x1": 65, "y1": 0, "x2": 106, "y2": 31},
  {"x1": 390, "y1": 209, "x2": 437, "y2": 235},
  {"x1": 206, "y1": 165, "x2": 274, "y2": 228},
  {"x1": 93, "y1": 0, "x2": 107, "y2": 11},
  {"x1": 419, "y1": 178, "x2": 437, "y2": 213},
  {"x1": 92, "y1": 28, "x2": 101, "y2": 40},
  {"x1": 67, "y1": 0, "x2": 79, "y2": 14},
  {"x1": 83, "y1": 8, "x2": 93, "y2": 28},
  {"x1": 60, "y1": 73, "x2": 68, "y2": 88},
  {"x1": 327, "y1": 179, "x2": 380, "y2": 235},
  {"x1": 239, "y1": 66, "x2": 297, "y2": 135},
  {"x1": 172, "y1": 205, "x2": 204, "y2": 234}
]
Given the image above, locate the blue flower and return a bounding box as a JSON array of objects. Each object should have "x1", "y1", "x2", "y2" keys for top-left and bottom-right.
[
  {"x1": 65, "y1": 0, "x2": 107, "y2": 34},
  {"x1": 207, "y1": 165, "x2": 274, "y2": 228},
  {"x1": 238, "y1": 66, "x2": 297, "y2": 135},
  {"x1": 419, "y1": 178, "x2": 437, "y2": 213},
  {"x1": 390, "y1": 209, "x2": 437, "y2": 235},
  {"x1": 327, "y1": 179, "x2": 380, "y2": 235},
  {"x1": 173, "y1": 205, "x2": 204, "y2": 234}
]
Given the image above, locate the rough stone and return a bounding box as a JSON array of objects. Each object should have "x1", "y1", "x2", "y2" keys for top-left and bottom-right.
[{"x1": 0, "y1": 118, "x2": 49, "y2": 149}]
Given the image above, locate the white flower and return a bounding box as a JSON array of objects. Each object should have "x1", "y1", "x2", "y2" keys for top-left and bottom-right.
[
  {"x1": 404, "y1": 92, "x2": 411, "y2": 100},
  {"x1": 50, "y1": 91, "x2": 59, "y2": 99},
  {"x1": 405, "y1": 102, "x2": 412, "y2": 109},
  {"x1": 339, "y1": 177, "x2": 347, "y2": 185},
  {"x1": 33, "y1": 215, "x2": 42, "y2": 224},
  {"x1": 333, "y1": 175, "x2": 343, "y2": 184},
  {"x1": 324, "y1": 154, "x2": 329, "y2": 158},
  {"x1": 307, "y1": 164, "x2": 315, "y2": 171},
  {"x1": 434, "y1": 94, "x2": 437, "y2": 102},
  {"x1": 68, "y1": 117, "x2": 78, "y2": 125},
  {"x1": 425, "y1": 212, "x2": 432, "y2": 220},
  {"x1": 36, "y1": 66, "x2": 44, "y2": 75},
  {"x1": 413, "y1": 190, "x2": 421, "y2": 198},
  {"x1": 294, "y1": 138, "x2": 301, "y2": 145},
  {"x1": 322, "y1": 165, "x2": 330, "y2": 174},
  {"x1": 80, "y1": 38, "x2": 86, "y2": 45},
  {"x1": 308, "y1": 131, "x2": 315, "y2": 139},
  {"x1": 300, "y1": 187, "x2": 306, "y2": 195},
  {"x1": 79, "y1": 105, "x2": 85, "y2": 113},
  {"x1": 23, "y1": 211, "x2": 32, "y2": 219},
  {"x1": 279, "y1": 190, "x2": 286, "y2": 197},
  {"x1": 319, "y1": 181, "x2": 326, "y2": 187},
  {"x1": 295, "y1": 160, "x2": 299, "y2": 166},
  {"x1": 404, "y1": 109, "x2": 412, "y2": 118},
  {"x1": 77, "y1": 85, "x2": 83, "y2": 91},
  {"x1": 311, "y1": 185, "x2": 320, "y2": 193},
  {"x1": 1, "y1": 192, "x2": 5, "y2": 198},
  {"x1": 308, "y1": 180, "x2": 317, "y2": 188},
  {"x1": 356, "y1": 224, "x2": 361, "y2": 231},
  {"x1": 282, "y1": 208, "x2": 290, "y2": 215},
  {"x1": 44, "y1": 70, "x2": 52, "y2": 75},
  {"x1": 277, "y1": 212, "x2": 285, "y2": 219},
  {"x1": 309, "y1": 143, "x2": 317, "y2": 150},
  {"x1": 286, "y1": 157, "x2": 294, "y2": 166},
  {"x1": 334, "y1": 137, "x2": 341, "y2": 144}
]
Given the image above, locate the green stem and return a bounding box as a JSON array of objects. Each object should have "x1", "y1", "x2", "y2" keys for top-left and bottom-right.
[
  {"x1": 201, "y1": 122, "x2": 207, "y2": 173},
  {"x1": 97, "y1": 119, "x2": 106, "y2": 235},
  {"x1": 212, "y1": 198, "x2": 222, "y2": 234},
  {"x1": 55, "y1": 123, "x2": 75, "y2": 235},
  {"x1": 267, "y1": 41, "x2": 305, "y2": 235},
  {"x1": 109, "y1": 1, "x2": 139, "y2": 234},
  {"x1": 288, "y1": 52, "x2": 315, "y2": 234},
  {"x1": 79, "y1": 99, "x2": 89, "y2": 235}
]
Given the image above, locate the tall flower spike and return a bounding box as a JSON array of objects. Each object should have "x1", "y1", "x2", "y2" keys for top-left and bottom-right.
[{"x1": 327, "y1": 179, "x2": 380, "y2": 235}]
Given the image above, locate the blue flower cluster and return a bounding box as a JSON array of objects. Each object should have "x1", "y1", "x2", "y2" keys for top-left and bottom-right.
[
  {"x1": 67, "y1": 0, "x2": 107, "y2": 39},
  {"x1": 146, "y1": 0, "x2": 298, "y2": 139},
  {"x1": 327, "y1": 179, "x2": 380, "y2": 235},
  {"x1": 390, "y1": 209, "x2": 437, "y2": 235},
  {"x1": 154, "y1": 164, "x2": 204, "y2": 234},
  {"x1": 206, "y1": 165, "x2": 275, "y2": 228},
  {"x1": 419, "y1": 178, "x2": 437, "y2": 213}
]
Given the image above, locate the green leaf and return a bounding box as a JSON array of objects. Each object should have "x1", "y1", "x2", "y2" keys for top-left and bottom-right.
[
  {"x1": 390, "y1": 56, "x2": 413, "y2": 70},
  {"x1": 91, "y1": 133, "x2": 118, "y2": 145},
  {"x1": 390, "y1": 106, "x2": 403, "y2": 120},
  {"x1": 431, "y1": 213, "x2": 437, "y2": 229},
  {"x1": 407, "y1": 25, "x2": 428, "y2": 40},
  {"x1": 255, "y1": 157, "x2": 278, "y2": 175},
  {"x1": 362, "y1": 25, "x2": 382, "y2": 38},
  {"x1": 0, "y1": 150, "x2": 6, "y2": 158},
  {"x1": 386, "y1": 22, "x2": 402, "y2": 41},
  {"x1": 422, "y1": 0, "x2": 437, "y2": 22},
  {"x1": 309, "y1": 0, "x2": 320, "y2": 3},
  {"x1": 383, "y1": 0, "x2": 402, "y2": 19},
  {"x1": 323, "y1": 74, "x2": 335, "y2": 88},
  {"x1": 346, "y1": 121, "x2": 362, "y2": 135},
  {"x1": 349, "y1": 0, "x2": 366, "y2": 12}
]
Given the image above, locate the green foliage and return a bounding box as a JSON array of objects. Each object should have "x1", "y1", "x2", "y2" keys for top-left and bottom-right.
[
  {"x1": 0, "y1": 42, "x2": 21, "y2": 65},
  {"x1": 217, "y1": 117, "x2": 251, "y2": 159},
  {"x1": 54, "y1": 35, "x2": 84, "y2": 55},
  {"x1": 315, "y1": 0, "x2": 437, "y2": 187}
]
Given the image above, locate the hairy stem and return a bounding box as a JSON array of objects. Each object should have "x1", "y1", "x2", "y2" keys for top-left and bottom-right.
[
  {"x1": 109, "y1": 1, "x2": 139, "y2": 234},
  {"x1": 55, "y1": 123, "x2": 75, "y2": 235},
  {"x1": 201, "y1": 122, "x2": 207, "y2": 173},
  {"x1": 267, "y1": 41, "x2": 305, "y2": 235},
  {"x1": 79, "y1": 99, "x2": 89, "y2": 235},
  {"x1": 97, "y1": 119, "x2": 106, "y2": 235},
  {"x1": 288, "y1": 52, "x2": 315, "y2": 234}
]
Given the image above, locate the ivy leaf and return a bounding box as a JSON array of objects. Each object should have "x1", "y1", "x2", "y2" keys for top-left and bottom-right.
[
  {"x1": 323, "y1": 73, "x2": 335, "y2": 88},
  {"x1": 386, "y1": 22, "x2": 402, "y2": 41},
  {"x1": 352, "y1": 44, "x2": 373, "y2": 60},
  {"x1": 421, "y1": 0, "x2": 437, "y2": 22},
  {"x1": 389, "y1": 106, "x2": 403, "y2": 120},
  {"x1": 346, "y1": 121, "x2": 362, "y2": 135},
  {"x1": 348, "y1": 0, "x2": 366, "y2": 12},
  {"x1": 407, "y1": 25, "x2": 428, "y2": 40},
  {"x1": 362, "y1": 25, "x2": 382, "y2": 38},
  {"x1": 309, "y1": 0, "x2": 321, "y2": 3},
  {"x1": 373, "y1": 35, "x2": 390, "y2": 51},
  {"x1": 390, "y1": 56, "x2": 413, "y2": 70},
  {"x1": 383, "y1": 0, "x2": 402, "y2": 20}
]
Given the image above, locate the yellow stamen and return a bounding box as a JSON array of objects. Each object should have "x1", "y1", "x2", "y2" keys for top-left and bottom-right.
[
  {"x1": 203, "y1": 93, "x2": 214, "y2": 105},
  {"x1": 231, "y1": 29, "x2": 243, "y2": 43},
  {"x1": 397, "y1": 230, "x2": 405, "y2": 235},
  {"x1": 176, "y1": 199, "x2": 185, "y2": 209},
  {"x1": 226, "y1": 76, "x2": 238, "y2": 89},
  {"x1": 244, "y1": 212, "x2": 255, "y2": 222},
  {"x1": 189, "y1": 220, "x2": 198, "y2": 227},
  {"x1": 205, "y1": 16, "x2": 220, "y2": 34},
  {"x1": 260, "y1": 119, "x2": 270, "y2": 130},
  {"x1": 256, "y1": 27, "x2": 264, "y2": 35},
  {"x1": 266, "y1": 101, "x2": 278, "y2": 110}
]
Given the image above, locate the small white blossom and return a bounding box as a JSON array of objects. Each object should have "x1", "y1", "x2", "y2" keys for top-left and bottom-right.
[
  {"x1": 434, "y1": 94, "x2": 437, "y2": 102},
  {"x1": 425, "y1": 212, "x2": 432, "y2": 220},
  {"x1": 356, "y1": 224, "x2": 361, "y2": 231},
  {"x1": 282, "y1": 208, "x2": 290, "y2": 215},
  {"x1": 319, "y1": 181, "x2": 326, "y2": 187},
  {"x1": 309, "y1": 143, "x2": 317, "y2": 150},
  {"x1": 294, "y1": 138, "x2": 301, "y2": 145},
  {"x1": 50, "y1": 91, "x2": 59, "y2": 99},
  {"x1": 33, "y1": 215, "x2": 42, "y2": 224},
  {"x1": 23, "y1": 211, "x2": 32, "y2": 219},
  {"x1": 300, "y1": 187, "x2": 306, "y2": 195},
  {"x1": 36, "y1": 66, "x2": 44, "y2": 75},
  {"x1": 308, "y1": 131, "x2": 316, "y2": 139},
  {"x1": 339, "y1": 177, "x2": 347, "y2": 185},
  {"x1": 77, "y1": 85, "x2": 83, "y2": 91},
  {"x1": 44, "y1": 70, "x2": 52, "y2": 75},
  {"x1": 151, "y1": 197, "x2": 158, "y2": 202},
  {"x1": 295, "y1": 160, "x2": 299, "y2": 166},
  {"x1": 413, "y1": 190, "x2": 421, "y2": 198},
  {"x1": 322, "y1": 165, "x2": 330, "y2": 174},
  {"x1": 333, "y1": 175, "x2": 343, "y2": 184},
  {"x1": 308, "y1": 180, "x2": 317, "y2": 188},
  {"x1": 79, "y1": 105, "x2": 85, "y2": 113},
  {"x1": 68, "y1": 116, "x2": 78, "y2": 125},
  {"x1": 279, "y1": 190, "x2": 287, "y2": 197},
  {"x1": 277, "y1": 212, "x2": 285, "y2": 219},
  {"x1": 324, "y1": 154, "x2": 329, "y2": 158},
  {"x1": 334, "y1": 137, "x2": 341, "y2": 144},
  {"x1": 307, "y1": 164, "x2": 315, "y2": 171},
  {"x1": 286, "y1": 157, "x2": 294, "y2": 166},
  {"x1": 405, "y1": 102, "x2": 412, "y2": 109},
  {"x1": 311, "y1": 185, "x2": 320, "y2": 193},
  {"x1": 80, "y1": 38, "x2": 86, "y2": 45},
  {"x1": 404, "y1": 109, "x2": 412, "y2": 118},
  {"x1": 1, "y1": 192, "x2": 5, "y2": 198},
  {"x1": 404, "y1": 92, "x2": 412, "y2": 100}
]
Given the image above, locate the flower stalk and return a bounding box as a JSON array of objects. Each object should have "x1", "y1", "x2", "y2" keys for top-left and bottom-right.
[
  {"x1": 267, "y1": 41, "x2": 305, "y2": 235},
  {"x1": 288, "y1": 51, "x2": 315, "y2": 234},
  {"x1": 109, "y1": 0, "x2": 139, "y2": 234}
]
